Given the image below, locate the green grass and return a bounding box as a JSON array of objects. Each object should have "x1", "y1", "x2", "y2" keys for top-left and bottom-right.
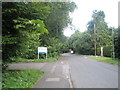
[
  {"x1": 88, "y1": 56, "x2": 119, "y2": 66},
  {"x1": 2, "y1": 69, "x2": 44, "y2": 88},
  {"x1": 79, "y1": 54, "x2": 92, "y2": 56},
  {"x1": 76, "y1": 53, "x2": 92, "y2": 56},
  {"x1": 11, "y1": 57, "x2": 58, "y2": 63}
]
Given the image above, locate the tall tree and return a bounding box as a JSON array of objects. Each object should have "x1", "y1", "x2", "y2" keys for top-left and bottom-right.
[
  {"x1": 87, "y1": 10, "x2": 112, "y2": 56},
  {"x1": 114, "y1": 27, "x2": 120, "y2": 59},
  {"x1": 2, "y1": 2, "x2": 50, "y2": 64},
  {"x1": 67, "y1": 31, "x2": 94, "y2": 55},
  {"x1": 2, "y1": 2, "x2": 77, "y2": 68}
]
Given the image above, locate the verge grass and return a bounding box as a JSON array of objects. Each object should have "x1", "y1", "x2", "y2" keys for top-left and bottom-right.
[
  {"x1": 11, "y1": 57, "x2": 58, "y2": 63},
  {"x1": 88, "y1": 56, "x2": 119, "y2": 66},
  {"x1": 2, "y1": 69, "x2": 44, "y2": 88}
]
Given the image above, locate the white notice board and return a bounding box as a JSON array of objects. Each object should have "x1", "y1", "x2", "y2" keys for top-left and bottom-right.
[
  {"x1": 38, "y1": 47, "x2": 47, "y2": 53},
  {"x1": 38, "y1": 47, "x2": 47, "y2": 59}
]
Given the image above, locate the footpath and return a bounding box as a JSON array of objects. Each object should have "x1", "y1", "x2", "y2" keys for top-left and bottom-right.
[
  {"x1": 9, "y1": 54, "x2": 72, "y2": 88},
  {"x1": 33, "y1": 56, "x2": 71, "y2": 88}
]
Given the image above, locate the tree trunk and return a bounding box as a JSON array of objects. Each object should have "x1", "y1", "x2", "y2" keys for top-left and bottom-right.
[{"x1": 100, "y1": 47, "x2": 104, "y2": 56}]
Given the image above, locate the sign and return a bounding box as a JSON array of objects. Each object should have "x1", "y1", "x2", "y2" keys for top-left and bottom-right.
[
  {"x1": 38, "y1": 47, "x2": 47, "y2": 59},
  {"x1": 38, "y1": 47, "x2": 47, "y2": 53}
]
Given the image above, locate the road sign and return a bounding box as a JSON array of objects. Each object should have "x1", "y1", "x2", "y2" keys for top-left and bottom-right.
[
  {"x1": 38, "y1": 47, "x2": 47, "y2": 53},
  {"x1": 38, "y1": 47, "x2": 47, "y2": 59}
]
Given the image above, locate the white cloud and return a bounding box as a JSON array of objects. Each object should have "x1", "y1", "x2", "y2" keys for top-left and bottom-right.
[
  {"x1": 63, "y1": 27, "x2": 75, "y2": 37},
  {"x1": 64, "y1": 0, "x2": 119, "y2": 36}
]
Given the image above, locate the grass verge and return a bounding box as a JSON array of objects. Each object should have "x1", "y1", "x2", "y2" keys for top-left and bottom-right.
[
  {"x1": 88, "y1": 56, "x2": 119, "y2": 66},
  {"x1": 76, "y1": 53, "x2": 92, "y2": 56},
  {"x1": 2, "y1": 69, "x2": 44, "y2": 88},
  {"x1": 11, "y1": 57, "x2": 58, "y2": 63}
]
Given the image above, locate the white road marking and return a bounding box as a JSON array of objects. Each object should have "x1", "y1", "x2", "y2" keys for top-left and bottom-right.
[
  {"x1": 61, "y1": 61, "x2": 64, "y2": 64},
  {"x1": 50, "y1": 65, "x2": 56, "y2": 73},
  {"x1": 84, "y1": 57, "x2": 87, "y2": 59},
  {"x1": 66, "y1": 75, "x2": 69, "y2": 79},
  {"x1": 62, "y1": 65, "x2": 73, "y2": 88},
  {"x1": 46, "y1": 78, "x2": 60, "y2": 82},
  {"x1": 62, "y1": 65, "x2": 69, "y2": 78}
]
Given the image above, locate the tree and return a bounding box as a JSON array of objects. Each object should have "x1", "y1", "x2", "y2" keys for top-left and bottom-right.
[
  {"x1": 87, "y1": 10, "x2": 112, "y2": 56},
  {"x1": 2, "y1": 2, "x2": 77, "y2": 69},
  {"x1": 67, "y1": 31, "x2": 94, "y2": 55},
  {"x1": 2, "y1": 2, "x2": 51, "y2": 62},
  {"x1": 43, "y1": 2, "x2": 77, "y2": 38},
  {"x1": 114, "y1": 27, "x2": 120, "y2": 59}
]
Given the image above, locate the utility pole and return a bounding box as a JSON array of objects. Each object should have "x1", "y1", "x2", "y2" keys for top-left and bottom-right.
[
  {"x1": 112, "y1": 28, "x2": 115, "y2": 60},
  {"x1": 94, "y1": 24, "x2": 97, "y2": 56}
]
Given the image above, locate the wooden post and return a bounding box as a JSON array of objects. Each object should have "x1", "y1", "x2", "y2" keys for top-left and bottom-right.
[
  {"x1": 112, "y1": 28, "x2": 115, "y2": 59},
  {"x1": 94, "y1": 24, "x2": 97, "y2": 56},
  {"x1": 46, "y1": 52, "x2": 47, "y2": 59},
  {"x1": 100, "y1": 47, "x2": 103, "y2": 56},
  {"x1": 38, "y1": 52, "x2": 39, "y2": 59}
]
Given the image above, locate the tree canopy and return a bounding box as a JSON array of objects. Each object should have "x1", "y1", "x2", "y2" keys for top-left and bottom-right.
[
  {"x1": 2, "y1": 2, "x2": 77, "y2": 67},
  {"x1": 67, "y1": 10, "x2": 115, "y2": 57}
]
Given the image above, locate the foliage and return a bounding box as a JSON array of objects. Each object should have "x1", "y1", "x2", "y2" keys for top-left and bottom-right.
[
  {"x1": 2, "y1": 2, "x2": 50, "y2": 65},
  {"x1": 67, "y1": 10, "x2": 114, "y2": 57},
  {"x1": 2, "y1": 2, "x2": 77, "y2": 68},
  {"x1": 96, "y1": 45, "x2": 112, "y2": 57},
  {"x1": 67, "y1": 31, "x2": 94, "y2": 55},
  {"x1": 44, "y1": 2, "x2": 77, "y2": 38},
  {"x1": 103, "y1": 45, "x2": 112, "y2": 57},
  {"x1": 2, "y1": 69, "x2": 44, "y2": 88},
  {"x1": 114, "y1": 27, "x2": 120, "y2": 59},
  {"x1": 87, "y1": 10, "x2": 112, "y2": 56}
]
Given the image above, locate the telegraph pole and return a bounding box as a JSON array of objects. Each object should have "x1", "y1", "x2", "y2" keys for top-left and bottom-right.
[
  {"x1": 94, "y1": 24, "x2": 97, "y2": 56},
  {"x1": 112, "y1": 28, "x2": 115, "y2": 60}
]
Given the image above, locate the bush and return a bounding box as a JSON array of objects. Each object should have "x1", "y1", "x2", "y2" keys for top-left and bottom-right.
[
  {"x1": 97, "y1": 47, "x2": 100, "y2": 56},
  {"x1": 97, "y1": 45, "x2": 112, "y2": 57},
  {"x1": 104, "y1": 45, "x2": 112, "y2": 57}
]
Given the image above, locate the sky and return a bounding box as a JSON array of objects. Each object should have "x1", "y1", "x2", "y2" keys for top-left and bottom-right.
[{"x1": 63, "y1": 0, "x2": 119, "y2": 37}]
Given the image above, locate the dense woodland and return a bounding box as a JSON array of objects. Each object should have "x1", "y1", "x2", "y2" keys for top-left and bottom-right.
[
  {"x1": 66, "y1": 10, "x2": 120, "y2": 59},
  {"x1": 2, "y1": 2, "x2": 76, "y2": 68},
  {"x1": 2, "y1": 2, "x2": 120, "y2": 69}
]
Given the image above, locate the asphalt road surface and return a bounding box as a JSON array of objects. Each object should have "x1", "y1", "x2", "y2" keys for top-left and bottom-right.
[
  {"x1": 9, "y1": 53, "x2": 118, "y2": 88},
  {"x1": 66, "y1": 54, "x2": 118, "y2": 88}
]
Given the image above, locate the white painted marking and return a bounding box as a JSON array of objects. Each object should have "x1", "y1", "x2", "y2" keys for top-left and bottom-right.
[
  {"x1": 84, "y1": 57, "x2": 87, "y2": 59},
  {"x1": 68, "y1": 74, "x2": 73, "y2": 88},
  {"x1": 51, "y1": 65, "x2": 56, "y2": 73},
  {"x1": 46, "y1": 78, "x2": 60, "y2": 82},
  {"x1": 61, "y1": 61, "x2": 64, "y2": 64},
  {"x1": 66, "y1": 75, "x2": 69, "y2": 79},
  {"x1": 62, "y1": 64, "x2": 73, "y2": 88},
  {"x1": 62, "y1": 65, "x2": 69, "y2": 78}
]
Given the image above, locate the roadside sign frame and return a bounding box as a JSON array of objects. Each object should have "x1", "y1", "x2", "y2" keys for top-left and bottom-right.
[{"x1": 38, "y1": 47, "x2": 47, "y2": 59}]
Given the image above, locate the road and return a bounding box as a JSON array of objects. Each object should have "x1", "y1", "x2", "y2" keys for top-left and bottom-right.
[
  {"x1": 9, "y1": 53, "x2": 118, "y2": 88},
  {"x1": 67, "y1": 54, "x2": 118, "y2": 88}
]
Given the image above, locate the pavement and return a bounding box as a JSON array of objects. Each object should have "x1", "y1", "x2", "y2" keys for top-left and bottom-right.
[
  {"x1": 9, "y1": 54, "x2": 72, "y2": 88},
  {"x1": 9, "y1": 53, "x2": 118, "y2": 88}
]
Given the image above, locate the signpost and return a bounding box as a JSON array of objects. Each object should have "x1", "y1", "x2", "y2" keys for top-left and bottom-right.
[{"x1": 38, "y1": 47, "x2": 47, "y2": 59}]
